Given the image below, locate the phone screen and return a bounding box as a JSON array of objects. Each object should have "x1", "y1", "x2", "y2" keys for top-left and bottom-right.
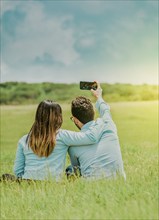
[{"x1": 80, "y1": 81, "x2": 97, "y2": 90}]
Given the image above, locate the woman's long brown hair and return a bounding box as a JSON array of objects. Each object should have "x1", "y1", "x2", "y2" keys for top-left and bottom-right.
[{"x1": 27, "y1": 100, "x2": 63, "y2": 157}]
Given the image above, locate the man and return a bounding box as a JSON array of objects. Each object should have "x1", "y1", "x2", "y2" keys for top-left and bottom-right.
[{"x1": 68, "y1": 82, "x2": 126, "y2": 180}]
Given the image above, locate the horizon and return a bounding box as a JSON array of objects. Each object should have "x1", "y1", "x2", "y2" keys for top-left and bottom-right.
[{"x1": 1, "y1": 80, "x2": 158, "y2": 87}]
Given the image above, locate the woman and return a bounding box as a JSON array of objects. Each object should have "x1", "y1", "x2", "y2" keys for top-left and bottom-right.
[{"x1": 14, "y1": 100, "x2": 104, "y2": 181}]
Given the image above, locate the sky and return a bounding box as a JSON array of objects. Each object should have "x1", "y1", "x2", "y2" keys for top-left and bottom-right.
[{"x1": 1, "y1": 0, "x2": 158, "y2": 84}]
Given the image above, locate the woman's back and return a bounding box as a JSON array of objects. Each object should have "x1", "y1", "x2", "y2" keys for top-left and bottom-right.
[{"x1": 14, "y1": 132, "x2": 69, "y2": 181}]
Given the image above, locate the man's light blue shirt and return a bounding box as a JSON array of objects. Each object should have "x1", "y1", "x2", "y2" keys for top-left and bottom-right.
[{"x1": 68, "y1": 97, "x2": 126, "y2": 180}]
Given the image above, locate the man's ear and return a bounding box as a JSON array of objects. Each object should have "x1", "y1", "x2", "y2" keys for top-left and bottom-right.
[
  {"x1": 73, "y1": 117, "x2": 79, "y2": 124},
  {"x1": 74, "y1": 117, "x2": 83, "y2": 126}
]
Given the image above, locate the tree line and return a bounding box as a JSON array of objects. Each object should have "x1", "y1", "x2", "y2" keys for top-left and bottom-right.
[{"x1": 0, "y1": 82, "x2": 158, "y2": 105}]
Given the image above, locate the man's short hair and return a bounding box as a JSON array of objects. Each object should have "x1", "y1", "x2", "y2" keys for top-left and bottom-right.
[{"x1": 71, "y1": 96, "x2": 94, "y2": 124}]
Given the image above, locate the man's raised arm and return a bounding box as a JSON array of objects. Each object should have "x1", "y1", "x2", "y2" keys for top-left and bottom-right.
[{"x1": 91, "y1": 81, "x2": 112, "y2": 121}]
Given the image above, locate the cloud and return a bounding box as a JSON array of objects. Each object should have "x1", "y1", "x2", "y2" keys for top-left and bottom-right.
[
  {"x1": 1, "y1": 1, "x2": 20, "y2": 13},
  {"x1": 75, "y1": 1, "x2": 111, "y2": 15},
  {"x1": 69, "y1": 1, "x2": 134, "y2": 15},
  {"x1": 75, "y1": 27, "x2": 96, "y2": 49},
  {"x1": 1, "y1": 61, "x2": 10, "y2": 77},
  {"x1": 78, "y1": 38, "x2": 95, "y2": 48},
  {"x1": 2, "y1": 1, "x2": 80, "y2": 67},
  {"x1": 102, "y1": 7, "x2": 158, "y2": 66}
]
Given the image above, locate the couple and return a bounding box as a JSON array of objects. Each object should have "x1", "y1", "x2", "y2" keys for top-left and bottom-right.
[{"x1": 13, "y1": 82, "x2": 126, "y2": 181}]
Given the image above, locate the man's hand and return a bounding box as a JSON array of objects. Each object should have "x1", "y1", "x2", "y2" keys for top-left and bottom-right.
[{"x1": 91, "y1": 81, "x2": 102, "y2": 98}]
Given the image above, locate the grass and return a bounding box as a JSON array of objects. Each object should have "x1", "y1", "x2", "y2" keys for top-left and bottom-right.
[{"x1": 0, "y1": 101, "x2": 158, "y2": 220}]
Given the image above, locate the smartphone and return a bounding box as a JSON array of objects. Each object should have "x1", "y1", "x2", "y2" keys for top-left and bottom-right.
[{"x1": 80, "y1": 81, "x2": 97, "y2": 90}]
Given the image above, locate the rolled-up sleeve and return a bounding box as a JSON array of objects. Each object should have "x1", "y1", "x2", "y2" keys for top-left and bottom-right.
[
  {"x1": 96, "y1": 97, "x2": 117, "y2": 133},
  {"x1": 95, "y1": 97, "x2": 112, "y2": 120}
]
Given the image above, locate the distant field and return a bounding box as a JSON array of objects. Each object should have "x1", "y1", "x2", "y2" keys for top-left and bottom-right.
[{"x1": 0, "y1": 101, "x2": 158, "y2": 220}]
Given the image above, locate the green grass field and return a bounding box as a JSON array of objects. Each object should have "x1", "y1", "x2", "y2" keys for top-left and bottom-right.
[{"x1": 0, "y1": 101, "x2": 158, "y2": 220}]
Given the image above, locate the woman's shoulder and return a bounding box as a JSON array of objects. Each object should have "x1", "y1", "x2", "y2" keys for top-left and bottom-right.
[{"x1": 18, "y1": 134, "x2": 28, "y2": 144}]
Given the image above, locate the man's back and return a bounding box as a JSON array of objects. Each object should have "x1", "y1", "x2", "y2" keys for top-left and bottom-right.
[{"x1": 68, "y1": 97, "x2": 126, "y2": 180}]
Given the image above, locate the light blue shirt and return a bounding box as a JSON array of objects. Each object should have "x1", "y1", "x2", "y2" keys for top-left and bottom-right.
[
  {"x1": 14, "y1": 120, "x2": 105, "y2": 180},
  {"x1": 68, "y1": 97, "x2": 126, "y2": 180}
]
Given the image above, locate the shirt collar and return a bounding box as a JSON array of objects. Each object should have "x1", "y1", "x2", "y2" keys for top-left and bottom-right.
[{"x1": 81, "y1": 120, "x2": 94, "y2": 131}]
